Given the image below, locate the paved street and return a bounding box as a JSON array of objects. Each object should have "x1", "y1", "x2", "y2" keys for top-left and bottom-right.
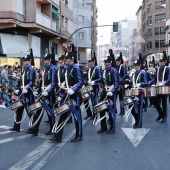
[{"x1": 0, "y1": 102, "x2": 170, "y2": 170}]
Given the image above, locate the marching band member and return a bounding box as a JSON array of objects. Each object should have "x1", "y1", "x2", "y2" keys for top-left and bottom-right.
[
  {"x1": 148, "y1": 60, "x2": 157, "y2": 107},
  {"x1": 97, "y1": 56, "x2": 119, "y2": 134},
  {"x1": 28, "y1": 54, "x2": 57, "y2": 135},
  {"x1": 49, "y1": 52, "x2": 84, "y2": 143},
  {"x1": 9, "y1": 55, "x2": 35, "y2": 132},
  {"x1": 131, "y1": 59, "x2": 148, "y2": 129},
  {"x1": 150, "y1": 58, "x2": 170, "y2": 123},
  {"x1": 115, "y1": 57, "x2": 127, "y2": 115},
  {"x1": 56, "y1": 55, "x2": 72, "y2": 123},
  {"x1": 84, "y1": 58, "x2": 102, "y2": 119}
]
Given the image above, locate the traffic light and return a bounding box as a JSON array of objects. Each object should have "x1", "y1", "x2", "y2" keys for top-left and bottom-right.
[{"x1": 113, "y1": 22, "x2": 118, "y2": 32}]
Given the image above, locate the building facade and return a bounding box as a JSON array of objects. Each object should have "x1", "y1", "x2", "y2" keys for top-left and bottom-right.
[
  {"x1": 110, "y1": 18, "x2": 136, "y2": 58},
  {"x1": 73, "y1": 0, "x2": 98, "y2": 66},
  {"x1": 164, "y1": 0, "x2": 170, "y2": 57},
  {"x1": 0, "y1": 0, "x2": 73, "y2": 67},
  {"x1": 98, "y1": 44, "x2": 110, "y2": 68},
  {"x1": 141, "y1": 0, "x2": 167, "y2": 61}
]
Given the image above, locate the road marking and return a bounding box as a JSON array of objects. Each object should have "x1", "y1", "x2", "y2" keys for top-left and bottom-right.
[
  {"x1": 0, "y1": 125, "x2": 24, "y2": 131},
  {"x1": 0, "y1": 125, "x2": 13, "y2": 130},
  {"x1": 9, "y1": 141, "x2": 55, "y2": 170},
  {"x1": 122, "y1": 128, "x2": 150, "y2": 148},
  {"x1": 0, "y1": 131, "x2": 14, "y2": 135},
  {"x1": 0, "y1": 134, "x2": 31, "y2": 144},
  {"x1": 9, "y1": 119, "x2": 88, "y2": 170}
]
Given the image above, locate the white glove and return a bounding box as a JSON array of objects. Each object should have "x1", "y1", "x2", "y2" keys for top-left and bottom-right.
[
  {"x1": 107, "y1": 92, "x2": 113, "y2": 96},
  {"x1": 67, "y1": 89, "x2": 75, "y2": 95},
  {"x1": 14, "y1": 90, "x2": 19, "y2": 94},
  {"x1": 22, "y1": 89, "x2": 28, "y2": 94},
  {"x1": 89, "y1": 81, "x2": 95, "y2": 85},
  {"x1": 33, "y1": 92, "x2": 38, "y2": 97},
  {"x1": 60, "y1": 82, "x2": 65, "y2": 89},
  {"x1": 87, "y1": 81, "x2": 91, "y2": 84},
  {"x1": 125, "y1": 84, "x2": 129, "y2": 88},
  {"x1": 136, "y1": 83, "x2": 141, "y2": 88},
  {"x1": 157, "y1": 83, "x2": 164, "y2": 86},
  {"x1": 41, "y1": 92, "x2": 48, "y2": 96},
  {"x1": 82, "y1": 85, "x2": 85, "y2": 89}
]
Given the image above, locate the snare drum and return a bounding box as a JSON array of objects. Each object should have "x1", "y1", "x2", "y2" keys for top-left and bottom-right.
[
  {"x1": 143, "y1": 87, "x2": 149, "y2": 97},
  {"x1": 9, "y1": 99, "x2": 23, "y2": 110},
  {"x1": 53, "y1": 103, "x2": 70, "y2": 115},
  {"x1": 131, "y1": 88, "x2": 139, "y2": 96},
  {"x1": 82, "y1": 93, "x2": 90, "y2": 100},
  {"x1": 81, "y1": 86, "x2": 93, "y2": 94},
  {"x1": 93, "y1": 100, "x2": 108, "y2": 114},
  {"x1": 149, "y1": 85, "x2": 157, "y2": 97},
  {"x1": 125, "y1": 89, "x2": 131, "y2": 97},
  {"x1": 121, "y1": 98, "x2": 133, "y2": 107},
  {"x1": 55, "y1": 96, "x2": 62, "y2": 103},
  {"x1": 27, "y1": 102, "x2": 42, "y2": 113},
  {"x1": 157, "y1": 86, "x2": 170, "y2": 95}
]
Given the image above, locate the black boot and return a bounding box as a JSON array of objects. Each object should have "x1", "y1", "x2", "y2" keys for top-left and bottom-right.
[
  {"x1": 9, "y1": 127, "x2": 20, "y2": 132},
  {"x1": 97, "y1": 128, "x2": 107, "y2": 134},
  {"x1": 71, "y1": 136, "x2": 82, "y2": 142},
  {"x1": 155, "y1": 116, "x2": 162, "y2": 121},
  {"x1": 48, "y1": 136, "x2": 62, "y2": 143}
]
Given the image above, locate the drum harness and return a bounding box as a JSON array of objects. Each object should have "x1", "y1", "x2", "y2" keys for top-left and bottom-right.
[
  {"x1": 93, "y1": 69, "x2": 114, "y2": 126},
  {"x1": 52, "y1": 67, "x2": 79, "y2": 133}
]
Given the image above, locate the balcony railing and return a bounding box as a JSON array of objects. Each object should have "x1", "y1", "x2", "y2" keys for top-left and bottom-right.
[
  {"x1": 36, "y1": 10, "x2": 60, "y2": 33},
  {"x1": 52, "y1": 0, "x2": 59, "y2": 6}
]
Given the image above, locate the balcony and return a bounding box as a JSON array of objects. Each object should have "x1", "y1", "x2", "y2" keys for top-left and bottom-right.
[
  {"x1": 52, "y1": 0, "x2": 59, "y2": 6},
  {"x1": 36, "y1": 10, "x2": 60, "y2": 33}
]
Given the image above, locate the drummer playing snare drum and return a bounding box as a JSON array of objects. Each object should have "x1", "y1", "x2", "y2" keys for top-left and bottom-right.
[
  {"x1": 97, "y1": 56, "x2": 119, "y2": 134},
  {"x1": 150, "y1": 58, "x2": 170, "y2": 123},
  {"x1": 129, "y1": 59, "x2": 148, "y2": 129}
]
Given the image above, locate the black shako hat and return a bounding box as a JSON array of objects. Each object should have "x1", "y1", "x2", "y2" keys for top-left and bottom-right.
[
  {"x1": 134, "y1": 59, "x2": 141, "y2": 66},
  {"x1": 58, "y1": 55, "x2": 65, "y2": 60},
  {"x1": 24, "y1": 55, "x2": 32, "y2": 61},
  {"x1": 104, "y1": 56, "x2": 112, "y2": 63},
  {"x1": 115, "y1": 57, "x2": 121, "y2": 61},
  {"x1": 43, "y1": 54, "x2": 52, "y2": 60},
  {"x1": 88, "y1": 58, "x2": 95, "y2": 62},
  {"x1": 65, "y1": 52, "x2": 74, "y2": 59}
]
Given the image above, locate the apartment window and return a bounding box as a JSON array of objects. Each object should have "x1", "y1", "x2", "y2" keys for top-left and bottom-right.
[
  {"x1": 79, "y1": 0, "x2": 84, "y2": 6},
  {"x1": 79, "y1": 32, "x2": 84, "y2": 40},
  {"x1": 17, "y1": 0, "x2": 24, "y2": 15},
  {"x1": 155, "y1": 27, "x2": 166, "y2": 34},
  {"x1": 52, "y1": 6, "x2": 59, "y2": 22},
  {"x1": 155, "y1": 40, "x2": 165, "y2": 48},
  {"x1": 62, "y1": 15, "x2": 64, "y2": 27},
  {"x1": 79, "y1": 15, "x2": 84, "y2": 23},
  {"x1": 155, "y1": 1, "x2": 166, "y2": 9},
  {"x1": 147, "y1": 16, "x2": 152, "y2": 25},
  {"x1": 147, "y1": 41, "x2": 152, "y2": 49},
  {"x1": 155, "y1": 13, "x2": 166, "y2": 21},
  {"x1": 52, "y1": 42, "x2": 58, "y2": 55},
  {"x1": 148, "y1": 4, "x2": 152, "y2": 13},
  {"x1": 147, "y1": 29, "x2": 152, "y2": 37},
  {"x1": 65, "y1": 18, "x2": 68, "y2": 30}
]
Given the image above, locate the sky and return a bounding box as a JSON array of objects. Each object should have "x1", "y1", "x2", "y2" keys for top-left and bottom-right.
[{"x1": 96, "y1": 0, "x2": 142, "y2": 45}]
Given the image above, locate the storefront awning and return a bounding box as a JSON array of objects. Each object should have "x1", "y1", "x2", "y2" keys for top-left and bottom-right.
[{"x1": 0, "y1": 33, "x2": 30, "y2": 57}]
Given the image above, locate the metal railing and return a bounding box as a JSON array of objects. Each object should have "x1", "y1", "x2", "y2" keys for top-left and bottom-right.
[{"x1": 36, "y1": 10, "x2": 60, "y2": 33}]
